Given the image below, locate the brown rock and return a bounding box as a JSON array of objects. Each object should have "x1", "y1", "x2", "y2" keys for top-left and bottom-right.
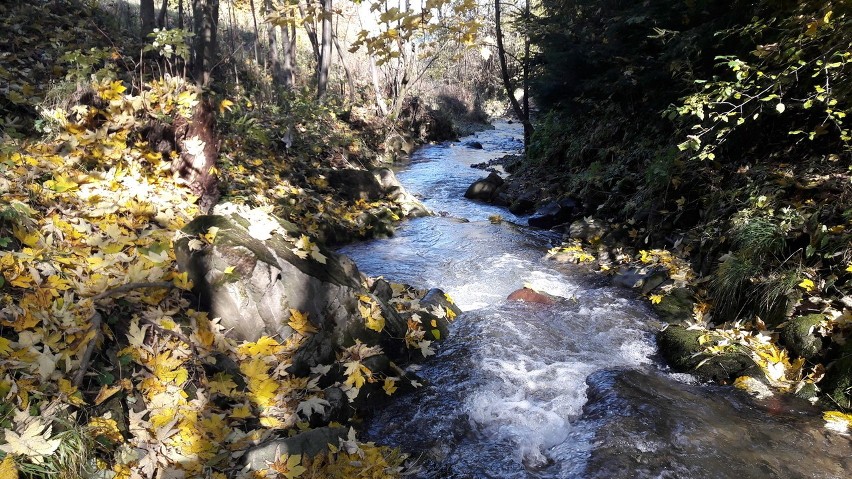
[{"x1": 507, "y1": 287, "x2": 556, "y2": 305}]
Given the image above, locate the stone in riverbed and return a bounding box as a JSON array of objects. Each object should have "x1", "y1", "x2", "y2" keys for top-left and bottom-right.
[
  {"x1": 464, "y1": 171, "x2": 504, "y2": 202},
  {"x1": 507, "y1": 287, "x2": 557, "y2": 305}
]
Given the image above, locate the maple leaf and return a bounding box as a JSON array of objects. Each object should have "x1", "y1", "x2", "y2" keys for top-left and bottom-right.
[
  {"x1": 798, "y1": 278, "x2": 816, "y2": 292},
  {"x1": 296, "y1": 396, "x2": 329, "y2": 418},
  {"x1": 288, "y1": 309, "x2": 318, "y2": 335},
  {"x1": 0, "y1": 419, "x2": 61, "y2": 464},
  {"x1": 649, "y1": 294, "x2": 664, "y2": 304},
  {"x1": 270, "y1": 454, "x2": 307, "y2": 478},
  {"x1": 238, "y1": 336, "x2": 284, "y2": 356},
  {"x1": 183, "y1": 136, "x2": 206, "y2": 158},
  {"x1": 383, "y1": 378, "x2": 398, "y2": 395}
]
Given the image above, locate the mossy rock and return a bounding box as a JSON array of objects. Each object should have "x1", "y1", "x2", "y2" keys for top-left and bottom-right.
[
  {"x1": 822, "y1": 341, "x2": 852, "y2": 410},
  {"x1": 780, "y1": 314, "x2": 823, "y2": 359},
  {"x1": 651, "y1": 288, "x2": 696, "y2": 323},
  {"x1": 657, "y1": 325, "x2": 760, "y2": 384}
]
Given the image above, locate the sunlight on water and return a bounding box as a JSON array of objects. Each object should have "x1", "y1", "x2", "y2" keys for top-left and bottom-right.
[{"x1": 340, "y1": 121, "x2": 852, "y2": 478}]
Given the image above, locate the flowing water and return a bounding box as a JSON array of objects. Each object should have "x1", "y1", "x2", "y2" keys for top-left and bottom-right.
[{"x1": 338, "y1": 121, "x2": 852, "y2": 478}]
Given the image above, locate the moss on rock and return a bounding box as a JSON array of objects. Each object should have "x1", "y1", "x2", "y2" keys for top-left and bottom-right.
[{"x1": 657, "y1": 325, "x2": 760, "y2": 384}]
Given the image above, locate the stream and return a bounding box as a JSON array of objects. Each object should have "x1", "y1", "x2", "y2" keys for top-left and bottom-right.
[{"x1": 337, "y1": 121, "x2": 852, "y2": 478}]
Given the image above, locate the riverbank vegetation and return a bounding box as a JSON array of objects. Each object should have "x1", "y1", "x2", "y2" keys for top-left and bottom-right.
[{"x1": 508, "y1": 0, "x2": 852, "y2": 423}]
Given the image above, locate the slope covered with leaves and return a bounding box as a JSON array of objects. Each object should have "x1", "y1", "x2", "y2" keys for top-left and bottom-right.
[
  {"x1": 518, "y1": 0, "x2": 852, "y2": 418},
  {"x1": 0, "y1": 1, "x2": 451, "y2": 477}
]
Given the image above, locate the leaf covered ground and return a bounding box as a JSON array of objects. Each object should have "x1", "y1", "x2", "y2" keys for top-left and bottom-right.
[{"x1": 0, "y1": 2, "x2": 443, "y2": 477}]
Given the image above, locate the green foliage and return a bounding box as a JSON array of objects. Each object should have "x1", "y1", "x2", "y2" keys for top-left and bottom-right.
[{"x1": 672, "y1": 3, "x2": 851, "y2": 161}]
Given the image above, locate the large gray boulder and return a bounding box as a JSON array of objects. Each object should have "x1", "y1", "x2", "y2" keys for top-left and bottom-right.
[
  {"x1": 174, "y1": 204, "x2": 451, "y2": 377},
  {"x1": 325, "y1": 167, "x2": 429, "y2": 218},
  {"x1": 174, "y1": 205, "x2": 369, "y2": 347},
  {"x1": 243, "y1": 427, "x2": 348, "y2": 470},
  {"x1": 464, "y1": 172, "x2": 504, "y2": 202}
]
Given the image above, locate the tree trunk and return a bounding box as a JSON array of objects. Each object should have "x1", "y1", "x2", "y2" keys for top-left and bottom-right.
[
  {"x1": 281, "y1": 24, "x2": 295, "y2": 89},
  {"x1": 178, "y1": 0, "x2": 184, "y2": 29},
  {"x1": 298, "y1": 2, "x2": 321, "y2": 63},
  {"x1": 249, "y1": 0, "x2": 260, "y2": 63},
  {"x1": 521, "y1": 0, "x2": 533, "y2": 146},
  {"x1": 192, "y1": 0, "x2": 219, "y2": 87},
  {"x1": 172, "y1": 99, "x2": 220, "y2": 213},
  {"x1": 495, "y1": 0, "x2": 533, "y2": 147},
  {"x1": 265, "y1": 0, "x2": 284, "y2": 86},
  {"x1": 369, "y1": 55, "x2": 388, "y2": 116},
  {"x1": 141, "y1": 0, "x2": 156, "y2": 37},
  {"x1": 316, "y1": 0, "x2": 332, "y2": 99},
  {"x1": 332, "y1": 31, "x2": 354, "y2": 104},
  {"x1": 157, "y1": 0, "x2": 169, "y2": 29}
]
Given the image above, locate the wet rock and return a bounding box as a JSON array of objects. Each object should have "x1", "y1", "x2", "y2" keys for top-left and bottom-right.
[
  {"x1": 657, "y1": 325, "x2": 760, "y2": 383},
  {"x1": 417, "y1": 288, "x2": 463, "y2": 340},
  {"x1": 506, "y1": 287, "x2": 557, "y2": 305},
  {"x1": 583, "y1": 369, "x2": 852, "y2": 479},
  {"x1": 465, "y1": 140, "x2": 483, "y2": 149},
  {"x1": 780, "y1": 314, "x2": 823, "y2": 359},
  {"x1": 650, "y1": 287, "x2": 696, "y2": 323},
  {"x1": 326, "y1": 167, "x2": 429, "y2": 218},
  {"x1": 613, "y1": 267, "x2": 668, "y2": 295},
  {"x1": 822, "y1": 341, "x2": 852, "y2": 409},
  {"x1": 567, "y1": 217, "x2": 608, "y2": 241},
  {"x1": 527, "y1": 198, "x2": 581, "y2": 229},
  {"x1": 464, "y1": 172, "x2": 504, "y2": 202},
  {"x1": 244, "y1": 427, "x2": 347, "y2": 470},
  {"x1": 508, "y1": 191, "x2": 536, "y2": 215},
  {"x1": 373, "y1": 168, "x2": 430, "y2": 217}
]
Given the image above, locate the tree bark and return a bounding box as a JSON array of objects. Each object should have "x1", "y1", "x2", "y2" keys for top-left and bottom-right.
[
  {"x1": 178, "y1": 0, "x2": 184, "y2": 29},
  {"x1": 332, "y1": 31, "x2": 354, "y2": 104},
  {"x1": 369, "y1": 55, "x2": 388, "y2": 116},
  {"x1": 157, "y1": 0, "x2": 169, "y2": 29},
  {"x1": 264, "y1": 0, "x2": 283, "y2": 85},
  {"x1": 298, "y1": 2, "x2": 321, "y2": 63},
  {"x1": 281, "y1": 24, "x2": 295, "y2": 89},
  {"x1": 495, "y1": 0, "x2": 533, "y2": 147},
  {"x1": 316, "y1": 0, "x2": 333, "y2": 98},
  {"x1": 192, "y1": 0, "x2": 219, "y2": 87},
  {"x1": 172, "y1": 99, "x2": 220, "y2": 213},
  {"x1": 249, "y1": 0, "x2": 260, "y2": 63},
  {"x1": 141, "y1": 0, "x2": 156, "y2": 37}
]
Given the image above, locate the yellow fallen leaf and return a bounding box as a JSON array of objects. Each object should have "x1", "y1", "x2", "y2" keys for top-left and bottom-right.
[
  {"x1": 0, "y1": 455, "x2": 17, "y2": 479},
  {"x1": 798, "y1": 278, "x2": 815, "y2": 292},
  {"x1": 94, "y1": 384, "x2": 122, "y2": 406}
]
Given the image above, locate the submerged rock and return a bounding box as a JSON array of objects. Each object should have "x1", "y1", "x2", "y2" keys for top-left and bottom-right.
[{"x1": 465, "y1": 140, "x2": 484, "y2": 149}]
